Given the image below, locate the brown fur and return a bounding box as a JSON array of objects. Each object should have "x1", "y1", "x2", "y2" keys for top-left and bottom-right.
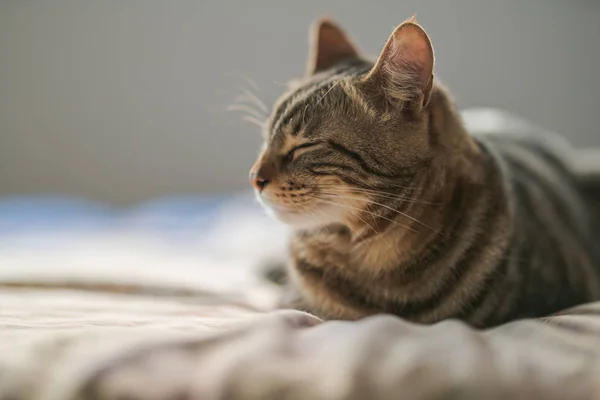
[{"x1": 250, "y1": 17, "x2": 600, "y2": 327}]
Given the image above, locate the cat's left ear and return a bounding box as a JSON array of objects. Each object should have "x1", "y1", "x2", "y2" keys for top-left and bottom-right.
[
  {"x1": 364, "y1": 17, "x2": 435, "y2": 109},
  {"x1": 307, "y1": 17, "x2": 361, "y2": 75}
]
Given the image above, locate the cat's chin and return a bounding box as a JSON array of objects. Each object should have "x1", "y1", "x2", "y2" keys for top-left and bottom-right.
[
  {"x1": 256, "y1": 192, "x2": 348, "y2": 229},
  {"x1": 273, "y1": 210, "x2": 335, "y2": 229},
  {"x1": 261, "y1": 203, "x2": 345, "y2": 229}
]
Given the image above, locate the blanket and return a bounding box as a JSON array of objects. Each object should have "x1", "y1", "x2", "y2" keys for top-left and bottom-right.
[{"x1": 1, "y1": 108, "x2": 600, "y2": 399}]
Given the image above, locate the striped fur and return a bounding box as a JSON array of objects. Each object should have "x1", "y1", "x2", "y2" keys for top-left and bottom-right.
[{"x1": 251, "y1": 18, "x2": 600, "y2": 328}]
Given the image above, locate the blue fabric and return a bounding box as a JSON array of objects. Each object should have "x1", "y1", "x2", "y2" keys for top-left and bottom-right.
[{"x1": 0, "y1": 195, "x2": 234, "y2": 237}]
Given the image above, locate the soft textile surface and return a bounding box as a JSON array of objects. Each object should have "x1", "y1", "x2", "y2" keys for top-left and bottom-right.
[
  {"x1": 1, "y1": 108, "x2": 599, "y2": 399},
  {"x1": 3, "y1": 303, "x2": 600, "y2": 400},
  {"x1": 77, "y1": 305, "x2": 600, "y2": 400}
]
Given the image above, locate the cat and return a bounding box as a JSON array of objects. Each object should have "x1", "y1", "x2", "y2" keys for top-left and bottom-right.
[{"x1": 249, "y1": 16, "x2": 600, "y2": 328}]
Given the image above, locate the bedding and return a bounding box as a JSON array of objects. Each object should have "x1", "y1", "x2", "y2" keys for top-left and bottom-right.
[{"x1": 1, "y1": 108, "x2": 600, "y2": 399}]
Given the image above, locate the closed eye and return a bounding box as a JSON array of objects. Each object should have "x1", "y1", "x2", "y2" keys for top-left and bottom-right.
[{"x1": 283, "y1": 141, "x2": 321, "y2": 163}]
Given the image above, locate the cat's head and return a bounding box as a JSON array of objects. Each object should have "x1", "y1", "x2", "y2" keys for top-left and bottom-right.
[{"x1": 250, "y1": 17, "x2": 460, "y2": 232}]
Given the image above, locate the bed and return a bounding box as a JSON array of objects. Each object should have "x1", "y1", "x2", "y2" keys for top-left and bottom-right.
[{"x1": 2, "y1": 108, "x2": 600, "y2": 400}]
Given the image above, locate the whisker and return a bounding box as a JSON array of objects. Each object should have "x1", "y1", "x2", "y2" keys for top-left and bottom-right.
[
  {"x1": 316, "y1": 182, "x2": 419, "y2": 192},
  {"x1": 227, "y1": 104, "x2": 266, "y2": 120},
  {"x1": 352, "y1": 191, "x2": 436, "y2": 205},
  {"x1": 296, "y1": 201, "x2": 375, "y2": 238},
  {"x1": 317, "y1": 196, "x2": 418, "y2": 234},
  {"x1": 316, "y1": 185, "x2": 437, "y2": 205},
  {"x1": 345, "y1": 207, "x2": 377, "y2": 236},
  {"x1": 312, "y1": 195, "x2": 377, "y2": 236},
  {"x1": 316, "y1": 81, "x2": 340, "y2": 106},
  {"x1": 301, "y1": 102, "x2": 310, "y2": 126},
  {"x1": 333, "y1": 189, "x2": 431, "y2": 205},
  {"x1": 320, "y1": 192, "x2": 441, "y2": 235},
  {"x1": 231, "y1": 95, "x2": 265, "y2": 117},
  {"x1": 235, "y1": 87, "x2": 268, "y2": 113},
  {"x1": 318, "y1": 196, "x2": 379, "y2": 229},
  {"x1": 223, "y1": 73, "x2": 268, "y2": 122},
  {"x1": 242, "y1": 115, "x2": 266, "y2": 128}
]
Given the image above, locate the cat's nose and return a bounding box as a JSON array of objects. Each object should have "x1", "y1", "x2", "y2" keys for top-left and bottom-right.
[
  {"x1": 250, "y1": 161, "x2": 276, "y2": 192},
  {"x1": 250, "y1": 172, "x2": 270, "y2": 192}
]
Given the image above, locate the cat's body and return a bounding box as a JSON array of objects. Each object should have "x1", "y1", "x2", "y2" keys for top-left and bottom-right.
[
  {"x1": 250, "y1": 17, "x2": 600, "y2": 328},
  {"x1": 282, "y1": 79, "x2": 600, "y2": 328}
]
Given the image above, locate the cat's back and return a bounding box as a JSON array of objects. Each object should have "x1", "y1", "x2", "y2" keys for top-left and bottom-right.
[
  {"x1": 475, "y1": 129, "x2": 600, "y2": 261},
  {"x1": 476, "y1": 131, "x2": 589, "y2": 228},
  {"x1": 471, "y1": 130, "x2": 600, "y2": 317}
]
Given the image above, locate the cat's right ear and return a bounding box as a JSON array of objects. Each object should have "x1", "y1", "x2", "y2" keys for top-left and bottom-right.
[{"x1": 307, "y1": 17, "x2": 361, "y2": 75}]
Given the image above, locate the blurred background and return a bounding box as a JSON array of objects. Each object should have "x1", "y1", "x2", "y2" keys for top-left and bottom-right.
[{"x1": 1, "y1": 0, "x2": 599, "y2": 204}]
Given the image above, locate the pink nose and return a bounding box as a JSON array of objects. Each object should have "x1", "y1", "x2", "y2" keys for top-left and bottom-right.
[
  {"x1": 249, "y1": 161, "x2": 276, "y2": 192},
  {"x1": 250, "y1": 172, "x2": 270, "y2": 191}
]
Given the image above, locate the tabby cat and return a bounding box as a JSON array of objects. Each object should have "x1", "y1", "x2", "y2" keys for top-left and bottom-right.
[{"x1": 249, "y1": 16, "x2": 600, "y2": 328}]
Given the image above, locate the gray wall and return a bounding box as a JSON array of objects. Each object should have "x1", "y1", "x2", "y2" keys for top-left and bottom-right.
[{"x1": 1, "y1": 1, "x2": 599, "y2": 203}]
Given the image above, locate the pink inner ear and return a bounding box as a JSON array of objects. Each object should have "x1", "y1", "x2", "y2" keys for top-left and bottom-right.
[{"x1": 387, "y1": 24, "x2": 434, "y2": 90}]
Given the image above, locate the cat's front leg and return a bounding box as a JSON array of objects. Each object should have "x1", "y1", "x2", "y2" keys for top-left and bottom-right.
[
  {"x1": 277, "y1": 282, "x2": 317, "y2": 316},
  {"x1": 260, "y1": 259, "x2": 318, "y2": 315}
]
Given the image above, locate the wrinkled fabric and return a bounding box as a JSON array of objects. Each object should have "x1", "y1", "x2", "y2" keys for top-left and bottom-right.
[
  {"x1": 2, "y1": 290, "x2": 600, "y2": 400},
  {"x1": 80, "y1": 306, "x2": 600, "y2": 400}
]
